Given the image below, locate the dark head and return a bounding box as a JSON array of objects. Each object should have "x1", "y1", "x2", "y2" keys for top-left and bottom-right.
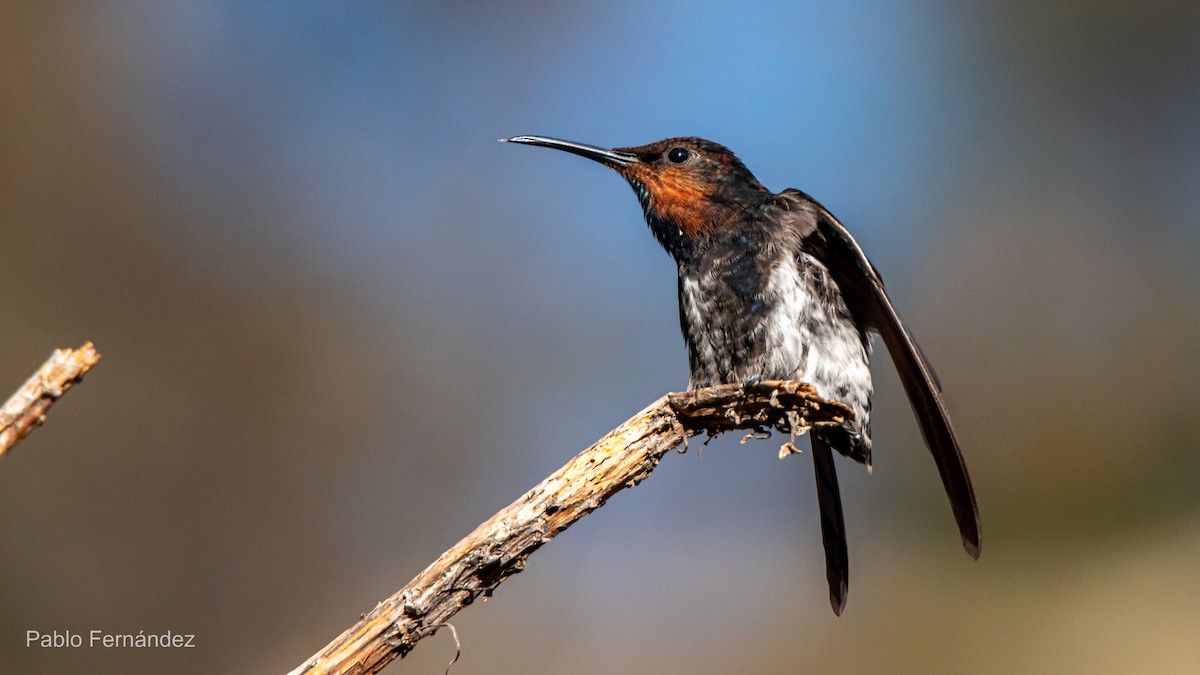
[{"x1": 503, "y1": 135, "x2": 769, "y2": 256}]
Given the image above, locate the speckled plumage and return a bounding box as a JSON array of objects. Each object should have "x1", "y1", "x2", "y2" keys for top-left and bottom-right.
[{"x1": 673, "y1": 201, "x2": 874, "y2": 460}]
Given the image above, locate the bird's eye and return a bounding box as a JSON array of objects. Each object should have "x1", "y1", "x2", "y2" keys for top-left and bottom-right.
[{"x1": 667, "y1": 147, "x2": 690, "y2": 164}]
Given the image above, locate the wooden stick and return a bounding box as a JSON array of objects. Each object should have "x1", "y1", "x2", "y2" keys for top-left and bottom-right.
[
  {"x1": 290, "y1": 380, "x2": 849, "y2": 675},
  {"x1": 0, "y1": 342, "x2": 101, "y2": 457}
]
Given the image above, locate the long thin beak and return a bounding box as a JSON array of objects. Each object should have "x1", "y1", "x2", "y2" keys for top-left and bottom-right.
[{"x1": 501, "y1": 135, "x2": 638, "y2": 167}]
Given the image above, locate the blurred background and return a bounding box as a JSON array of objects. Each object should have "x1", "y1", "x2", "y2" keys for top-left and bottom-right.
[{"x1": 2, "y1": 1, "x2": 1198, "y2": 673}]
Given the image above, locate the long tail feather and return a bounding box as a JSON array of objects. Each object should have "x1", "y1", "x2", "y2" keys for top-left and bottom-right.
[{"x1": 811, "y1": 432, "x2": 849, "y2": 615}]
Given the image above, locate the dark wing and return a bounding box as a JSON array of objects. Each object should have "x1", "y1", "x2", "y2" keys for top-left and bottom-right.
[
  {"x1": 768, "y1": 189, "x2": 981, "y2": 559},
  {"x1": 811, "y1": 432, "x2": 849, "y2": 615}
]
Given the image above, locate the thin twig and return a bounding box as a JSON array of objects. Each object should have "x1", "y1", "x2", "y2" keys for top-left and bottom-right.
[
  {"x1": 441, "y1": 623, "x2": 460, "y2": 675},
  {"x1": 0, "y1": 342, "x2": 101, "y2": 457},
  {"x1": 289, "y1": 380, "x2": 849, "y2": 675}
]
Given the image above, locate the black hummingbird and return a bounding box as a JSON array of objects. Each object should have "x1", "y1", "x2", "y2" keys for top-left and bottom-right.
[{"x1": 503, "y1": 135, "x2": 980, "y2": 615}]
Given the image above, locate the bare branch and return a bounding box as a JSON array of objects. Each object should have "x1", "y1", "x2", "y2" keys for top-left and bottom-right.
[
  {"x1": 0, "y1": 342, "x2": 101, "y2": 457},
  {"x1": 290, "y1": 380, "x2": 849, "y2": 675}
]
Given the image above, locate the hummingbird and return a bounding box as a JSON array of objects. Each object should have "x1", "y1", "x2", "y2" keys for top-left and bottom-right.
[{"x1": 503, "y1": 134, "x2": 980, "y2": 615}]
